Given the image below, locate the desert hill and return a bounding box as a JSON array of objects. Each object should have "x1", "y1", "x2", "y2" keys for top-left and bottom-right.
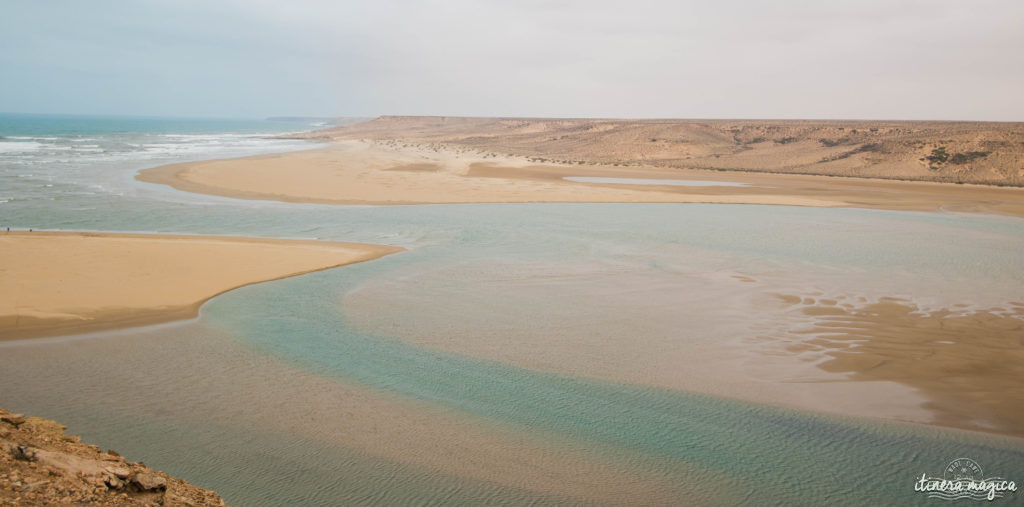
[{"x1": 303, "y1": 116, "x2": 1024, "y2": 186}]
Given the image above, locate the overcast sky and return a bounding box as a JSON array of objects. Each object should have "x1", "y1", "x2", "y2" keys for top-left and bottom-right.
[{"x1": 2, "y1": 1, "x2": 1022, "y2": 120}]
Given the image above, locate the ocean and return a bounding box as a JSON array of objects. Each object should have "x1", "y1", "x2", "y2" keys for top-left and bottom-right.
[{"x1": 1, "y1": 114, "x2": 1022, "y2": 505}]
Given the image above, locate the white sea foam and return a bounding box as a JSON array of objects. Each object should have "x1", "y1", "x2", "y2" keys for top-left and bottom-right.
[
  {"x1": 0, "y1": 141, "x2": 44, "y2": 153},
  {"x1": 143, "y1": 143, "x2": 212, "y2": 153},
  {"x1": 160, "y1": 133, "x2": 256, "y2": 142}
]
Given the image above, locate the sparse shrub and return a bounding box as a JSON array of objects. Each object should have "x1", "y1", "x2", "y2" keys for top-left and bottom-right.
[
  {"x1": 776, "y1": 137, "x2": 798, "y2": 144},
  {"x1": 823, "y1": 143, "x2": 885, "y2": 162},
  {"x1": 949, "y1": 151, "x2": 990, "y2": 164},
  {"x1": 819, "y1": 137, "x2": 852, "y2": 147},
  {"x1": 925, "y1": 147, "x2": 949, "y2": 166}
]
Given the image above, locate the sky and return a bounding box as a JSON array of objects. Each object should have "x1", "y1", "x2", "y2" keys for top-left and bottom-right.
[{"x1": 2, "y1": 0, "x2": 1023, "y2": 120}]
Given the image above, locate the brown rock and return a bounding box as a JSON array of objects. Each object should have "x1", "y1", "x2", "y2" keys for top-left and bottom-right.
[
  {"x1": 1, "y1": 407, "x2": 223, "y2": 505},
  {"x1": 10, "y1": 445, "x2": 38, "y2": 462},
  {"x1": 104, "y1": 466, "x2": 131, "y2": 479},
  {"x1": 103, "y1": 474, "x2": 124, "y2": 489},
  {"x1": 0, "y1": 414, "x2": 26, "y2": 427},
  {"x1": 131, "y1": 472, "x2": 167, "y2": 492},
  {"x1": 23, "y1": 479, "x2": 48, "y2": 493}
]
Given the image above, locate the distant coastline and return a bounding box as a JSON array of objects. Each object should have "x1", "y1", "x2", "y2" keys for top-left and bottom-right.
[
  {"x1": 138, "y1": 136, "x2": 1024, "y2": 217},
  {"x1": 300, "y1": 116, "x2": 1024, "y2": 187}
]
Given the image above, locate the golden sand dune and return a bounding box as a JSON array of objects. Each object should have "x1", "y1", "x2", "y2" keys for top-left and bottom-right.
[
  {"x1": 305, "y1": 116, "x2": 1024, "y2": 186},
  {"x1": 0, "y1": 232, "x2": 402, "y2": 340}
]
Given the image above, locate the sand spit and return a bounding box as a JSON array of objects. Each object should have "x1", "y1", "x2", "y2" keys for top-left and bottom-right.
[
  {"x1": 138, "y1": 139, "x2": 1024, "y2": 216},
  {"x1": 304, "y1": 116, "x2": 1024, "y2": 186},
  {"x1": 0, "y1": 231, "x2": 403, "y2": 340},
  {"x1": 0, "y1": 408, "x2": 224, "y2": 506}
]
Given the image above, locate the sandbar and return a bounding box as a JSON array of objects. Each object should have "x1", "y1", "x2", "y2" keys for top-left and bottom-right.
[
  {"x1": 0, "y1": 231, "x2": 402, "y2": 340},
  {"x1": 138, "y1": 140, "x2": 1024, "y2": 217}
]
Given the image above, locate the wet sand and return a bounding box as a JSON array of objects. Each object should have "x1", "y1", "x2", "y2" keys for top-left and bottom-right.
[
  {"x1": 134, "y1": 139, "x2": 1024, "y2": 438},
  {"x1": 774, "y1": 296, "x2": 1024, "y2": 436},
  {"x1": 0, "y1": 231, "x2": 402, "y2": 340},
  {"x1": 0, "y1": 322, "x2": 699, "y2": 504},
  {"x1": 137, "y1": 140, "x2": 1024, "y2": 216}
]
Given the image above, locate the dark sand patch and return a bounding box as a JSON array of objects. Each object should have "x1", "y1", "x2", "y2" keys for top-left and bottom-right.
[
  {"x1": 385, "y1": 163, "x2": 441, "y2": 172},
  {"x1": 776, "y1": 296, "x2": 1024, "y2": 436}
]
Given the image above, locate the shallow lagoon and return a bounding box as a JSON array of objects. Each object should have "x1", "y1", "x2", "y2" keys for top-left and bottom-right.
[
  {"x1": 3, "y1": 202, "x2": 1023, "y2": 504},
  {"x1": 1, "y1": 117, "x2": 1023, "y2": 504}
]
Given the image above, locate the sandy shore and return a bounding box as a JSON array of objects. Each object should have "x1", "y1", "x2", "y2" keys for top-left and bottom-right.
[
  {"x1": 0, "y1": 231, "x2": 402, "y2": 340},
  {"x1": 131, "y1": 134, "x2": 1024, "y2": 438},
  {"x1": 138, "y1": 139, "x2": 1024, "y2": 216}
]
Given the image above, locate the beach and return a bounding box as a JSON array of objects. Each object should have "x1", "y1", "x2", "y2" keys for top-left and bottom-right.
[
  {"x1": 7, "y1": 0, "x2": 1024, "y2": 502},
  {"x1": 138, "y1": 138, "x2": 1024, "y2": 216},
  {"x1": 131, "y1": 122, "x2": 1024, "y2": 439},
  {"x1": 2, "y1": 115, "x2": 1022, "y2": 505},
  {"x1": 0, "y1": 231, "x2": 402, "y2": 340}
]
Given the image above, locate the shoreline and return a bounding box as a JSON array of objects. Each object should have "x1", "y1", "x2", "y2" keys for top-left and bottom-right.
[
  {"x1": 136, "y1": 140, "x2": 1024, "y2": 217},
  {"x1": 0, "y1": 231, "x2": 403, "y2": 340},
  {"x1": 131, "y1": 140, "x2": 1024, "y2": 438}
]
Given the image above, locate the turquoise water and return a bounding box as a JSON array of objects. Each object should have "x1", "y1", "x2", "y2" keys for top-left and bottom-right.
[
  {"x1": 1, "y1": 115, "x2": 1022, "y2": 505},
  {"x1": 211, "y1": 261, "x2": 1024, "y2": 505}
]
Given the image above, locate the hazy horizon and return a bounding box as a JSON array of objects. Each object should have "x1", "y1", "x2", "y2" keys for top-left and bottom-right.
[
  {"x1": 3, "y1": 1, "x2": 1023, "y2": 121},
  {"x1": 4, "y1": 111, "x2": 1024, "y2": 124}
]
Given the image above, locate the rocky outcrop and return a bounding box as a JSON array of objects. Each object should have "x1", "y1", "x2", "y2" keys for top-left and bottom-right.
[{"x1": 0, "y1": 408, "x2": 224, "y2": 506}]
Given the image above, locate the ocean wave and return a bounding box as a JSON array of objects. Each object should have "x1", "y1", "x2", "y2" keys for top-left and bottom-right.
[
  {"x1": 0, "y1": 141, "x2": 44, "y2": 153},
  {"x1": 143, "y1": 143, "x2": 213, "y2": 153},
  {"x1": 161, "y1": 133, "x2": 258, "y2": 140}
]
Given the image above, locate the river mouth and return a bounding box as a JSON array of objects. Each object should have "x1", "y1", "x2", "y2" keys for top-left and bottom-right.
[{"x1": 3, "y1": 115, "x2": 1024, "y2": 506}]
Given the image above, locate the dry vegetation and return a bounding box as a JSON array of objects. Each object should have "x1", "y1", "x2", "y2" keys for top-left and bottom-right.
[{"x1": 302, "y1": 116, "x2": 1024, "y2": 186}]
